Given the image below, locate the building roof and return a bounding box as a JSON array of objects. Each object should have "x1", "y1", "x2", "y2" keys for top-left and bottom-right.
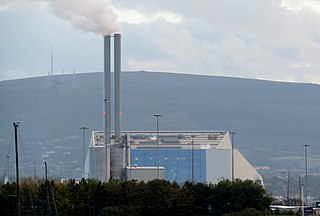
[{"x1": 90, "y1": 131, "x2": 229, "y2": 149}]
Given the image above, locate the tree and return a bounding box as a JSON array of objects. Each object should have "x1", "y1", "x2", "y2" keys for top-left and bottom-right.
[
  {"x1": 183, "y1": 181, "x2": 213, "y2": 215},
  {"x1": 0, "y1": 178, "x2": 273, "y2": 215},
  {"x1": 0, "y1": 182, "x2": 17, "y2": 215},
  {"x1": 210, "y1": 179, "x2": 272, "y2": 215},
  {"x1": 140, "y1": 179, "x2": 173, "y2": 215}
]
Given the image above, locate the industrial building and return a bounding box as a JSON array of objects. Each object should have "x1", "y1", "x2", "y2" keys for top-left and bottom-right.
[
  {"x1": 85, "y1": 32, "x2": 263, "y2": 184},
  {"x1": 84, "y1": 130, "x2": 263, "y2": 184}
]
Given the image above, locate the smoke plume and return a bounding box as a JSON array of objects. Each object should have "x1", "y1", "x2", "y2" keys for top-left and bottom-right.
[
  {"x1": 1, "y1": 0, "x2": 119, "y2": 35},
  {"x1": 46, "y1": 0, "x2": 119, "y2": 35}
]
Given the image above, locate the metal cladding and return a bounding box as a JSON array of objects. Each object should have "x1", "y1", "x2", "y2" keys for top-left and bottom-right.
[
  {"x1": 104, "y1": 35, "x2": 111, "y2": 181},
  {"x1": 125, "y1": 135, "x2": 131, "y2": 167},
  {"x1": 114, "y1": 33, "x2": 121, "y2": 142},
  {"x1": 110, "y1": 147, "x2": 124, "y2": 179}
]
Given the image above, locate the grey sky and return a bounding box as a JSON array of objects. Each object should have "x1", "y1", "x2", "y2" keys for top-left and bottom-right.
[{"x1": 1, "y1": 0, "x2": 320, "y2": 83}]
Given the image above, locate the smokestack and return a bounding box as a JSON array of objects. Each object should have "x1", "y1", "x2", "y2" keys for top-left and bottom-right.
[
  {"x1": 110, "y1": 33, "x2": 123, "y2": 179},
  {"x1": 114, "y1": 33, "x2": 121, "y2": 141},
  {"x1": 104, "y1": 35, "x2": 111, "y2": 181}
]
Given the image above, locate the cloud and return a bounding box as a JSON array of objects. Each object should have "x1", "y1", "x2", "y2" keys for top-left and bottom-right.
[
  {"x1": 0, "y1": 3, "x2": 10, "y2": 12},
  {"x1": 280, "y1": 0, "x2": 320, "y2": 14},
  {"x1": 128, "y1": 59, "x2": 181, "y2": 73},
  {"x1": 0, "y1": 0, "x2": 49, "y2": 11},
  {"x1": 0, "y1": 0, "x2": 119, "y2": 35},
  {"x1": 46, "y1": 0, "x2": 119, "y2": 35},
  {"x1": 114, "y1": 8, "x2": 182, "y2": 24},
  {"x1": 2, "y1": 0, "x2": 320, "y2": 83},
  {"x1": 115, "y1": 0, "x2": 320, "y2": 83}
]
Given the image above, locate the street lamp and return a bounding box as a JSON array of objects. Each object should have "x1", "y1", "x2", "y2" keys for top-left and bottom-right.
[
  {"x1": 302, "y1": 143, "x2": 310, "y2": 205},
  {"x1": 191, "y1": 134, "x2": 196, "y2": 182},
  {"x1": 154, "y1": 113, "x2": 162, "y2": 179},
  {"x1": 79, "y1": 126, "x2": 89, "y2": 178},
  {"x1": 230, "y1": 131, "x2": 236, "y2": 181},
  {"x1": 13, "y1": 121, "x2": 20, "y2": 216}
]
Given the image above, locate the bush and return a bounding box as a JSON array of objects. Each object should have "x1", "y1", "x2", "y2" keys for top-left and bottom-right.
[{"x1": 0, "y1": 178, "x2": 273, "y2": 215}]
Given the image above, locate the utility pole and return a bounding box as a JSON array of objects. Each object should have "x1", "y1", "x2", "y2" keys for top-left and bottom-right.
[
  {"x1": 33, "y1": 162, "x2": 37, "y2": 181},
  {"x1": 301, "y1": 181, "x2": 304, "y2": 216},
  {"x1": 191, "y1": 134, "x2": 196, "y2": 183},
  {"x1": 45, "y1": 161, "x2": 52, "y2": 216},
  {"x1": 302, "y1": 143, "x2": 310, "y2": 205},
  {"x1": 13, "y1": 121, "x2": 20, "y2": 216},
  {"x1": 287, "y1": 170, "x2": 290, "y2": 205}
]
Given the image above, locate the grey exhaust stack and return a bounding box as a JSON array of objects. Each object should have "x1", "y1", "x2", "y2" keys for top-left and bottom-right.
[
  {"x1": 104, "y1": 33, "x2": 123, "y2": 181},
  {"x1": 104, "y1": 35, "x2": 111, "y2": 181},
  {"x1": 114, "y1": 33, "x2": 121, "y2": 142}
]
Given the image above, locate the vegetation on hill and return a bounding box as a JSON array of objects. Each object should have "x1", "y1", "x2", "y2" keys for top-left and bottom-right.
[{"x1": 0, "y1": 178, "x2": 272, "y2": 216}]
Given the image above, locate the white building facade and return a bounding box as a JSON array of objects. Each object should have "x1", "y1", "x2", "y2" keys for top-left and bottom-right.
[{"x1": 84, "y1": 131, "x2": 263, "y2": 184}]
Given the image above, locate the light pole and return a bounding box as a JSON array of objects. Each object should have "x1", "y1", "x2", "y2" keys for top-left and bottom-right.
[
  {"x1": 154, "y1": 113, "x2": 162, "y2": 179},
  {"x1": 80, "y1": 126, "x2": 89, "y2": 178},
  {"x1": 302, "y1": 143, "x2": 310, "y2": 205},
  {"x1": 13, "y1": 121, "x2": 20, "y2": 216},
  {"x1": 230, "y1": 131, "x2": 236, "y2": 181},
  {"x1": 191, "y1": 134, "x2": 196, "y2": 182}
]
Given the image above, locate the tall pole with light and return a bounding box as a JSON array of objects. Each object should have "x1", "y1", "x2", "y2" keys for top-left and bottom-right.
[
  {"x1": 80, "y1": 126, "x2": 89, "y2": 178},
  {"x1": 302, "y1": 143, "x2": 310, "y2": 205},
  {"x1": 230, "y1": 131, "x2": 236, "y2": 181},
  {"x1": 191, "y1": 134, "x2": 196, "y2": 182},
  {"x1": 154, "y1": 113, "x2": 162, "y2": 179},
  {"x1": 287, "y1": 169, "x2": 290, "y2": 205},
  {"x1": 13, "y1": 121, "x2": 20, "y2": 216}
]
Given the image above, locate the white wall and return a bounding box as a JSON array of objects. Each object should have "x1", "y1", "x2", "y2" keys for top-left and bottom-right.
[
  {"x1": 234, "y1": 150, "x2": 264, "y2": 184},
  {"x1": 125, "y1": 167, "x2": 165, "y2": 182},
  {"x1": 206, "y1": 149, "x2": 231, "y2": 183}
]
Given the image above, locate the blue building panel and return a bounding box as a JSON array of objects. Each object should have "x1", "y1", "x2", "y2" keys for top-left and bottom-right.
[{"x1": 131, "y1": 149, "x2": 206, "y2": 183}]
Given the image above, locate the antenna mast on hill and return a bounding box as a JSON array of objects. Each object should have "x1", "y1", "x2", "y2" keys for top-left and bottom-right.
[{"x1": 51, "y1": 47, "x2": 54, "y2": 78}]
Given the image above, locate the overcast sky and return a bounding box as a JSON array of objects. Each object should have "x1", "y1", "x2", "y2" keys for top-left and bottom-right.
[{"x1": 1, "y1": 0, "x2": 320, "y2": 83}]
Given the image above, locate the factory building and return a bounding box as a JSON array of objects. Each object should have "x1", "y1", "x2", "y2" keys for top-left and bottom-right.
[
  {"x1": 84, "y1": 131, "x2": 263, "y2": 184},
  {"x1": 90, "y1": 32, "x2": 263, "y2": 184}
]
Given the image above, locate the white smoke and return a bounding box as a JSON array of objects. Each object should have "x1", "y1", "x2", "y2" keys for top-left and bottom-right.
[
  {"x1": 46, "y1": 0, "x2": 119, "y2": 35},
  {"x1": 0, "y1": 0, "x2": 120, "y2": 35}
]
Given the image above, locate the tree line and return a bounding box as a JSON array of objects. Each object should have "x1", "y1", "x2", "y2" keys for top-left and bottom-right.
[{"x1": 0, "y1": 178, "x2": 272, "y2": 216}]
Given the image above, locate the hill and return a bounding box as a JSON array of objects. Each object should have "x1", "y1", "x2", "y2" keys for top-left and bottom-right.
[{"x1": 1, "y1": 71, "x2": 320, "y2": 179}]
